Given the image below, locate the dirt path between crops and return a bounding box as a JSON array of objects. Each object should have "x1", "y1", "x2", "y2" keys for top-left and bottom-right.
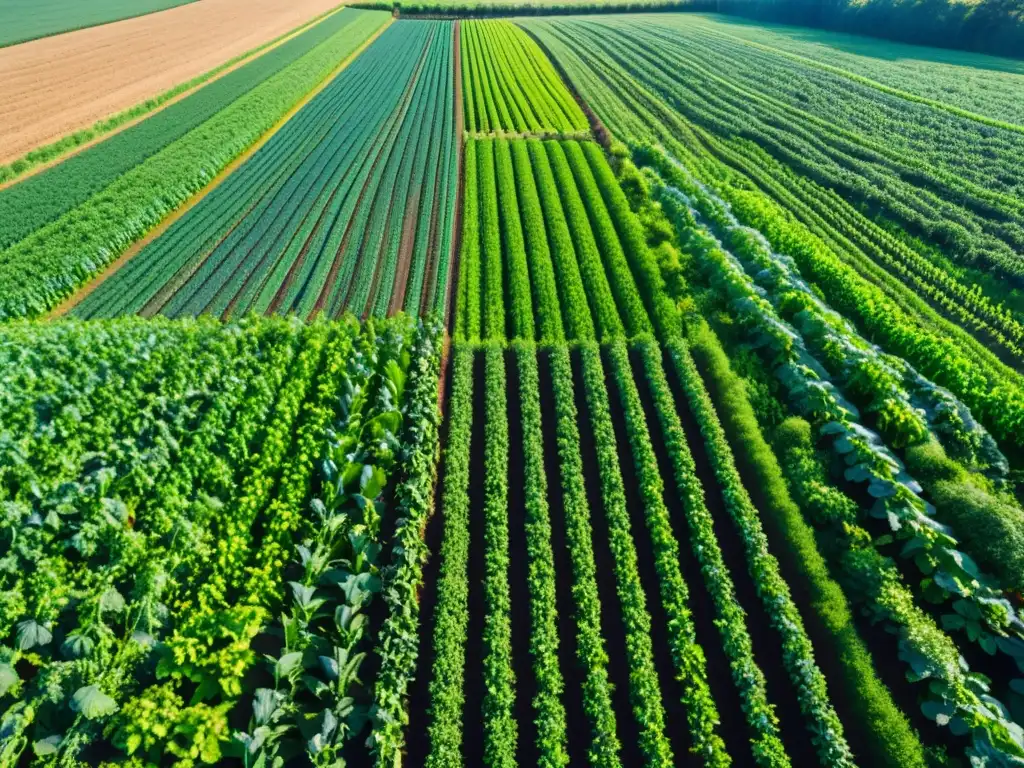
[
  {"x1": 0, "y1": 0, "x2": 344, "y2": 164},
  {"x1": 46, "y1": 21, "x2": 393, "y2": 321}
]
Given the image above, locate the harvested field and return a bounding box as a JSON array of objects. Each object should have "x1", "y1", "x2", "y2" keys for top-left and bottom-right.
[{"x1": 0, "y1": 0, "x2": 344, "y2": 163}]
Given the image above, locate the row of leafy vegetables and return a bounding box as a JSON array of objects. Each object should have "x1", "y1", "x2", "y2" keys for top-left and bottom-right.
[{"x1": 0, "y1": 313, "x2": 442, "y2": 767}]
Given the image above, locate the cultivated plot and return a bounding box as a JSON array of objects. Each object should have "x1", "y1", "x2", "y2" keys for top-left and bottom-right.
[
  {"x1": 76, "y1": 20, "x2": 458, "y2": 322},
  {"x1": 0, "y1": 314, "x2": 444, "y2": 766},
  {"x1": 461, "y1": 20, "x2": 588, "y2": 135}
]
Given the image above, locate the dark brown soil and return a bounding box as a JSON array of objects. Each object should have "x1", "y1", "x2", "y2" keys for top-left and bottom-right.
[
  {"x1": 601, "y1": 348, "x2": 695, "y2": 764},
  {"x1": 505, "y1": 349, "x2": 541, "y2": 765},
  {"x1": 629, "y1": 348, "x2": 750, "y2": 765}
]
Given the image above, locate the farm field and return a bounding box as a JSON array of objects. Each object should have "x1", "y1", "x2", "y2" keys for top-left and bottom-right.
[
  {"x1": 0, "y1": 0, "x2": 198, "y2": 48},
  {"x1": 461, "y1": 21, "x2": 588, "y2": 135},
  {"x1": 0, "y1": 0, "x2": 346, "y2": 164},
  {"x1": 1, "y1": 7, "x2": 1024, "y2": 768},
  {"x1": 0, "y1": 9, "x2": 385, "y2": 251},
  {"x1": 73, "y1": 20, "x2": 458, "y2": 322},
  {"x1": 0, "y1": 313, "x2": 443, "y2": 766}
]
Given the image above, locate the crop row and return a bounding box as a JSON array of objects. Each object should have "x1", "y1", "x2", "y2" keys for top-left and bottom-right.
[
  {"x1": 75, "y1": 20, "x2": 458, "y2": 323},
  {"x1": 454, "y1": 137, "x2": 651, "y2": 343},
  {"x1": 0, "y1": 9, "x2": 391, "y2": 321},
  {"x1": 414, "y1": 338, "x2": 867, "y2": 765},
  {"x1": 460, "y1": 20, "x2": 587, "y2": 135},
  {"x1": 0, "y1": 314, "x2": 443, "y2": 766}
]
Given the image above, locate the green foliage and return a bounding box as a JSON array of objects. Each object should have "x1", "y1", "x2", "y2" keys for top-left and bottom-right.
[
  {"x1": 424, "y1": 345, "x2": 474, "y2": 766},
  {"x1": 495, "y1": 140, "x2": 536, "y2": 340},
  {"x1": 367, "y1": 318, "x2": 444, "y2": 765},
  {"x1": 526, "y1": 139, "x2": 597, "y2": 341},
  {"x1": 456, "y1": 140, "x2": 482, "y2": 342},
  {"x1": 664, "y1": 333, "x2": 856, "y2": 767},
  {"x1": 461, "y1": 20, "x2": 589, "y2": 134},
  {"x1": 512, "y1": 141, "x2": 566, "y2": 343},
  {"x1": 679, "y1": 327, "x2": 927, "y2": 768},
  {"x1": 606, "y1": 338, "x2": 729, "y2": 767},
  {"x1": 547, "y1": 345, "x2": 622, "y2": 766},
  {"x1": 577, "y1": 343, "x2": 673, "y2": 765},
  {"x1": 513, "y1": 344, "x2": 570, "y2": 767},
  {"x1": 0, "y1": 315, "x2": 427, "y2": 766},
  {"x1": 481, "y1": 345, "x2": 518, "y2": 766}
]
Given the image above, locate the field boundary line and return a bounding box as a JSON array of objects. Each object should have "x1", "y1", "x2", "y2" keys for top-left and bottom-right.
[
  {"x1": 45, "y1": 17, "x2": 394, "y2": 321},
  {"x1": 0, "y1": 3, "x2": 348, "y2": 188}
]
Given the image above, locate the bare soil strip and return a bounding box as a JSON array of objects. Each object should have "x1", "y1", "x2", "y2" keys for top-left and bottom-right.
[
  {"x1": 0, "y1": 0, "x2": 345, "y2": 164},
  {"x1": 0, "y1": 5, "x2": 343, "y2": 192},
  {"x1": 46, "y1": 20, "x2": 393, "y2": 321}
]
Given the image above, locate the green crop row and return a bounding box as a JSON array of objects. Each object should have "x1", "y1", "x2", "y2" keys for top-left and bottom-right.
[
  {"x1": 424, "y1": 345, "x2": 475, "y2": 767},
  {"x1": 481, "y1": 345, "x2": 518, "y2": 766},
  {"x1": 513, "y1": 344, "x2": 570, "y2": 767},
  {"x1": 547, "y1": 345, "x2": 622, "y2": 765},
  {"x1": 577, "y1": 343, "x2": 673, "y2": 765},
  {"x1": 461, "y1": 20, "x2": 588, "y2": 134}
]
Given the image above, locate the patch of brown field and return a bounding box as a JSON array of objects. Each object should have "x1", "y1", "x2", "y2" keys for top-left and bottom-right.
[
  {"x1": 46, "y1": 20, "x2": 392, "y2": 320},
  {"x1": 0, "y1": 0, "x2": 344, "y2": 164},
  {"x1": 0, "y1": 6, "x2": 339, "y2": 192}
]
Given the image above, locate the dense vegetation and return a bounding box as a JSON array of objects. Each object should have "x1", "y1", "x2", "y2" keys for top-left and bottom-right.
[
  {"x1": 74, "y1": 20, "x2": 457, "y2": 322},
  {"x1": 461, "y1": 20, "x2": 588, "y2": 134},
  {"x1": 0, "y1": 314, "x2": 443, "y2": 766}
]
